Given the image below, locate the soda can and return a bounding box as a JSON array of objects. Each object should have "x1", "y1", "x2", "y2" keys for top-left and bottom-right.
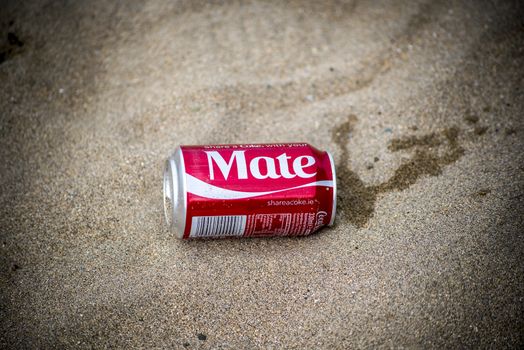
[{"x1": 163, "y1": 143, "x2": 336, "y2": 239}]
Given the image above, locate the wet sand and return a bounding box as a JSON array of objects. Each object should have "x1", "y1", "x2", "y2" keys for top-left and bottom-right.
[{"x1": 1, "y1": 1, "x2": 523, "y2": 348}]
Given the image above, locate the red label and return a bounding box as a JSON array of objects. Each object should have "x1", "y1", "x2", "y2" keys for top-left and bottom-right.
[{"x1": 181, "y1": 143, "x2": 335, "y2": 238}]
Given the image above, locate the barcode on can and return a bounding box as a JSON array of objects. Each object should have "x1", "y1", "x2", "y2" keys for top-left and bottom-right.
[{"x1": 189, "y1": 215, "x2": 247, "y2": 238}]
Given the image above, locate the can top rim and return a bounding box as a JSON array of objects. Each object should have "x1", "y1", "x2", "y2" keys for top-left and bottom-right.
[
  {"x1": 163, "y1": 147, "x2": 186, "y2": 238},
  {"x1": 327, "y1": 151, "x2": 337, "y2": 226}
]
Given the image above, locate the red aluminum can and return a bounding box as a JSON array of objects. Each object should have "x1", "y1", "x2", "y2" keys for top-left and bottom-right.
[{"x1": 163, "y1": 143, "x2": 336, "y2": 238}]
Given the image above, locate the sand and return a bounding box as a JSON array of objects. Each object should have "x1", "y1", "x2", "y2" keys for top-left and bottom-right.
[{"x1": 1, "y1": 0, "x2": 523, "y2": 348}]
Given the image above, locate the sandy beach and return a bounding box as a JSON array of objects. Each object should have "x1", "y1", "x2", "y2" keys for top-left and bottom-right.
[{"x1": 1, "y1": 0, "x2": 523, "y2": 348}]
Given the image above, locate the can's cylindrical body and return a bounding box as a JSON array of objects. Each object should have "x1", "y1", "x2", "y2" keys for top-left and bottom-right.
[{"x1": 163, "y1": 143, "x2": 336, "y2": 239}]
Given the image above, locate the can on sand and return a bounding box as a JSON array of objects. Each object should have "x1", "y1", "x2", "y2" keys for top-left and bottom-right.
[{"x1": 163, "y1": 143, "x2": 336, "y2": 239}]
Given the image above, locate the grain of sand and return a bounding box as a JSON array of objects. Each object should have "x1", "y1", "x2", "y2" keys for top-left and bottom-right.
[{"x1": 1, "y1": 1, "x2": 523, "y2": 348}]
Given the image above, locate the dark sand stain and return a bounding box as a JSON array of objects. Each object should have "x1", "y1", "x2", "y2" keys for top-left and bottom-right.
[
  {"x1": 388, "y1": 132, "x2": 443, "y2": 150},
  {"x1": 332, "y1": 115, "x2": 465, "y2": 227},
  {"x1": 331, "y1": 115, "x2": 376, "y2": 227}
]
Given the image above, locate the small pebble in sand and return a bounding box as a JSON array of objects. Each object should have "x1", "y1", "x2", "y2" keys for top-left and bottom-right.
[
  {"x1": 505, "y1": 128, "x2": 516, "y2": 135},
  {"x1": 197, "y1": 333, "x2": 207, "y2": 341},
  {"x1": 474, "y1": 126, "x2": 488, "y2": 135},
  {"x1": 476, "y1": 189, "x2": 491, "y2": 196},
  {"x1": 7, "y1": 32, "x2": 23, "y2": 47},
  {"x1": 464, "y1": 114, "x2": 479, "y2": 124}
]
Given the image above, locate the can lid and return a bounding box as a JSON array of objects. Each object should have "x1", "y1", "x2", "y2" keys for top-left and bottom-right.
[
  {"x1": 163, "y1": 147, "x2": 186, "y2": 238},
  {"x1": 327, "y1": 151, "x2": 337, "y2": 226},
  {"x1": 163, "y1": 161, "x2": 175, "y2": 228}
]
